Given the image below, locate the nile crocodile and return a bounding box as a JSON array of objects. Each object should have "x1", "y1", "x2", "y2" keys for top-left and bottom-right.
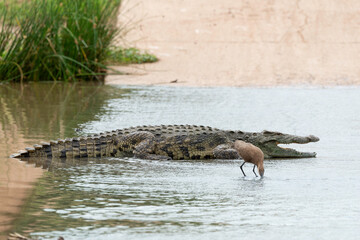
[{"x1": 10, "y1": 125, "x2": 319, "y2": 160}]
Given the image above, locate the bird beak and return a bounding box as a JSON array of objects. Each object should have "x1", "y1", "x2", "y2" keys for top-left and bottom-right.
[{"x1": 259, "y1": 169, "x2": 264, "y2": 178}]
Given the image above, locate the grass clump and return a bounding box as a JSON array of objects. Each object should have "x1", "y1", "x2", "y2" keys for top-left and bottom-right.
[
  {"x1": 0, "y1": 0, "x2": 122, "y2": 82},
  {"x1": 107, "y1": 47, "x2": 158, "y2": 64}
]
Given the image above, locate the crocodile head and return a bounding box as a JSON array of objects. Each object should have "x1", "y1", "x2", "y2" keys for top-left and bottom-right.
[{"x1": 247, "y1": 130, "x2": 320, "y2": 158}]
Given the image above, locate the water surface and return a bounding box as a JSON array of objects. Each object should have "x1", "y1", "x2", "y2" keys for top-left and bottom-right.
[
  {"x1": 0, "y1": 82, "x2": 128, "y2": 237},
  {"x1": 1, "y1": 84, "x2": 360, "y2": 239}
]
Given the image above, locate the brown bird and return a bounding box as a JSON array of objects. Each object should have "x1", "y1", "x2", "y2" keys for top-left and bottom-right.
[{"x1": 233, "y1": 140, "x2": 265, "y2": 177}]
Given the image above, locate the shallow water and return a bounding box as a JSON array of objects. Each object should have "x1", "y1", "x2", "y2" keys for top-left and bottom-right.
[
  {"x1": 0, "y1": 82, "x2": 128, "y2": 237},
  {"x1": 1, "y1": 84, "x2": 360, "y2": 239}
]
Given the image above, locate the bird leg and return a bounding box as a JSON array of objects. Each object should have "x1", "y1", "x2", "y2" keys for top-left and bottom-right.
[
  {"x1": 252, "y1": 165, "x2": 258, "y2": 177},
  {"x1": 240, "y1": 161, "x2": 246, "y2": 176}
]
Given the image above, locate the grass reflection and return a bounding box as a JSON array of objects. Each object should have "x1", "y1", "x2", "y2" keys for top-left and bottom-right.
[{"x1": 0, "y1": 82, "x2": 129, "y2": 148}]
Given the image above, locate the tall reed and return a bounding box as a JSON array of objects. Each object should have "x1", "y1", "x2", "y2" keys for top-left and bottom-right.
[{"x1": 0, "y1": 0, "x2": 122, "y2": 82}]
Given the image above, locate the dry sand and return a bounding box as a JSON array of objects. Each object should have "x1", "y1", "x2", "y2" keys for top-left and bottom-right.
[{"x1": 107, "y1": 0, "x2": 360, "y2": 87}]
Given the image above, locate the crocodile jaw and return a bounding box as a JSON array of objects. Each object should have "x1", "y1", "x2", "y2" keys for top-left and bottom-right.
[{"x1": 261, "y1": 141, "x2": 317, "y2": 158}]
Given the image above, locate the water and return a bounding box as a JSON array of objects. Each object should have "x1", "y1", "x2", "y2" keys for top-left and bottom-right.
[
  {"x1": 0, "y1": 82, "x2": 129, "y2": 237},
  {"x1": 1, "y1": 84, "x2": 360, "y2": 239}
]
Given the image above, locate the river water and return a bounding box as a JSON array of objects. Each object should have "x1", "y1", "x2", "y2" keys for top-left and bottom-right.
[{"x1": 1, "y1": 83, "x2": 359, "y2": 239}]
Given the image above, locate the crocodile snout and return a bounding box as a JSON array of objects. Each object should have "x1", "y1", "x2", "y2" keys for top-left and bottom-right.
[{"x1": 308, "y1": 135, "x2": 320, "y2": 142}]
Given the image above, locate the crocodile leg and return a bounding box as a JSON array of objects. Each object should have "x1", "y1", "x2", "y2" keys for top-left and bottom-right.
[
  {"x1": 115, "y1": 132, "x2": 171, "y2": 160},
  {"x1": 213, "y1": 144, "x2": 241, "y2": 159}
]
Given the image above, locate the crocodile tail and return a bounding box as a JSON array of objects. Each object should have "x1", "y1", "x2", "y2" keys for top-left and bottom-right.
[
  {"x1": 10, "y1": 132, "x2": 118, "y2": 159},
  {"x1": 10, "y1": 142, "x2": 52, "y2": 159}
]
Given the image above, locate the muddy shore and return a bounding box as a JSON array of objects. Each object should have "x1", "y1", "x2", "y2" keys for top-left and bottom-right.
[{"x1": 108, "y1": 0, "x2": 360, "y2": 86}]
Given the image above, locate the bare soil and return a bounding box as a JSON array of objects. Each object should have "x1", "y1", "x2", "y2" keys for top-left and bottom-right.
[{"x1": 108, "y1": 0, "x2": 360, "y2": 87}]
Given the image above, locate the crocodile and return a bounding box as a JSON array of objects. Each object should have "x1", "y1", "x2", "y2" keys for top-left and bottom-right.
[{"x1": 10, "y1": 125, "x2": 319, "y2": 160}]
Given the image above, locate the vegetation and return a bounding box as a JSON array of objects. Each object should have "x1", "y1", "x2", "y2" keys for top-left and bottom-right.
[
  {"x1": 0, "y1": 82, "x2": 130, "y2": 141},
  {"x1": 107, "y1": 47, "x2": 158, "y2": 64},
  {"x1": 0, "y1": 0, "x2": 157, "y2": 82}
]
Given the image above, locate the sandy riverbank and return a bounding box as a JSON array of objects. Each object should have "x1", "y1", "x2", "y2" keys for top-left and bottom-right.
[{"x1": 107, "y1": 0, "x2": 360, "y2": 87}]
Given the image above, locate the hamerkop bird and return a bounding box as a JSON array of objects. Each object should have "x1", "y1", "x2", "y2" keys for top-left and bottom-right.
[{"x1": 234, "y1": 140, "x2": 265, "y2": 177}]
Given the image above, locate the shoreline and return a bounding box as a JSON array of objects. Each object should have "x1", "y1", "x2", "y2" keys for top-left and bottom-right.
[
  {"x1": 108, "y1": 0, "x2": 360, "y2": 87},
  {"x1": 106, "y1": 69, "x2": 360, "y2": 87}
]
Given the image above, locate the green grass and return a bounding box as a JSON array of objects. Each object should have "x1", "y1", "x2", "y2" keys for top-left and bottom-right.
[
  {"x1": 0, "y1": 0, "x2": 154, "y2": 82},
  {"x1": 0, "y1": 0, "x2": 121, "y2": 82},
  {"x1": 106, "y1": 47, "x2": 158, "y2": 64}
]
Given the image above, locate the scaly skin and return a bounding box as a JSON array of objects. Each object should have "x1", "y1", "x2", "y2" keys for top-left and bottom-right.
[{"x1": 10, "y1": 125, "x2": 319, "y2": 160}]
